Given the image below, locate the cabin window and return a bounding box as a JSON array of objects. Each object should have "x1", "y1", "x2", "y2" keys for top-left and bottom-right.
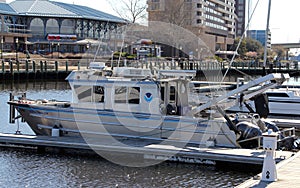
[
  {"x1": 128, "y1": 87, "x2": 140, "y2": 104},
  {"x1": 160, "y1": 86, "x2": 165, "y2": 101},
  {"x1": 114, "y1": 86, "x2": 140, "y2": 104},
  {"x1": 266, "y1": 93, "x2": 289, "y2": 98},
  {"x1": 169, "y1": 86, "x2": 176, "y2": 102},
  {"x1": 74, "y1": 85, "x2": 92, "y2": 102},
  {"x1": 115, "y1": 86, "x2": 127, "y2": 103},
  {"x1": 93, "y1": 86, "x2": 105, "y2": 102}
]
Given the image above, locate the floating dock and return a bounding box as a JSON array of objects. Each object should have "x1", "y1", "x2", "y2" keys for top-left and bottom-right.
[
  {"x1": 0, "y1": 133, "x2": 295, "y2": 165},
  {"x1": 237, "y1": 151, "x2": 300, "y2": 187}
]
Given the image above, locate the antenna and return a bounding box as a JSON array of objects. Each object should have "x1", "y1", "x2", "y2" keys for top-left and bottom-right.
[{"x1": 263, "y1": 0, "x2": 272, "y2": 75}]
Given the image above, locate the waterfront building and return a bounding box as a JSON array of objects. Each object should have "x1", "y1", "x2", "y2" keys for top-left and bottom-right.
[
  {"x1": 147, "y1": 0, "x2": 237, "y2": 57},
  {"x1": 235, "y1": 0, "x2": 246, "y2": 37},
  {"x1": 0, "y1": 0, "x2": 125, "y2": 55},
  {"x1": 247, "y1": 30, "x2": 271, "y2": 49}
]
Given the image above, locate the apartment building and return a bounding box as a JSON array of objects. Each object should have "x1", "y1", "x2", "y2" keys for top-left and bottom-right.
[
  {"x1": 235, "y1": 0, "x2": 246, "y2": 37},
  {"x1": 147, "y1": 0, "x2": 237, "y2": 56}
]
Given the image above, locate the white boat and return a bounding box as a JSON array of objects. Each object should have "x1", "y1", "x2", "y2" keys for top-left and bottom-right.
[
  {"x1": 7, "y1": 64, "x2": 294, "y2": 149},
  {"x1": 227, "y1": 85, "x2": 300, "y2": 117}
]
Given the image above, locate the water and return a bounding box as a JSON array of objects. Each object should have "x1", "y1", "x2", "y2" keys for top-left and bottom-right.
[{"x1": 0, "y1": 80, "x2": 257, "y2": 187}]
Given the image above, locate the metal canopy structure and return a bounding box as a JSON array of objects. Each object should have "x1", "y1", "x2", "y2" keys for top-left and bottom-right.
[
  {"x1": 0, "y1": 0, "x2": 126, "y2": 54},
  {"x1": 2, "y1": 0, "x2": 125, "y2": 23}
]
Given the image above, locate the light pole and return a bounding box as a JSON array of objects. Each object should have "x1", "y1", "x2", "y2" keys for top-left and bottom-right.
[
  {"x1": 57, "y1": 42, "x2": 60, "y2": 59},
  {"x1": 111, "y1": 51, "x2": 114, "y2": 69},
  {"x1": 15, "y1": 38, "x2": 18, "y2": 62},
  {"x1": 1, "y1": 37, "x2": 3, "y2": 60},
  {"x1": 179, "y1": 46, "x2": 182, "y2": 58},
  {"x1": 51, "y1": 42, "x2": 54, "y2": 58},
  {"x1": 86, "y1": 43, "x2": 90, "y2": 68}
]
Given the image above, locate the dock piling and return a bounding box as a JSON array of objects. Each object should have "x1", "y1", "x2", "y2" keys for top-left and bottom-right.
[
  {"x1": 9, "y1": 93, "x2": 15, "y2": 124},
  {"x1": 261, "y1": 130, "x2": 278, "y2": 182},
  {"x1": 32, "y1": 61, "x2": 36, "y2": 72}
]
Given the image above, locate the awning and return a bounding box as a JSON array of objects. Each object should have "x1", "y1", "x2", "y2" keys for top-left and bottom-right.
[
  {"x1": 215, "y1": 50, "x2": 238, "y2": 55},
  {"x1": 76, "y1": 39, "x2": 106, "y2": 45}
]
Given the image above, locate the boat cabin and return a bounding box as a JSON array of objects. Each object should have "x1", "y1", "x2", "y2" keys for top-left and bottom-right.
[
  {"x1": 266, "y1": 88, "x2": 300, "y2": 99},
  {"x1": 66, "y1": 67, "x2": 196, "y2": 116}
]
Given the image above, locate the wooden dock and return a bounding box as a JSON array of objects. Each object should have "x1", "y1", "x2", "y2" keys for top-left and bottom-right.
[
  {"x1": 1, "y1": 59, "x2": 299, "y2": 80},
  {"x1": 0, "y1": 133, "x2": 294, "y2": 165},
  {"x1": 237, "y1": 151, "x2": 300, "y2": 187}
]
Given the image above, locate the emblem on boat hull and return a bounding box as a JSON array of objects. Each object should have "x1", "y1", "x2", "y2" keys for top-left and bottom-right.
[{"x1": 144, "y1": 93, "x2": 153, "y2": 103}]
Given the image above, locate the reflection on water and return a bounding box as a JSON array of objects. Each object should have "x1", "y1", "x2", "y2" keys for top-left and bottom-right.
[
  {"x1": 0, "y1": 80, "x2": 257, "y2": 187},
  {"x1": 0, "y1": 148, "x2": 256, "y2": 187}
]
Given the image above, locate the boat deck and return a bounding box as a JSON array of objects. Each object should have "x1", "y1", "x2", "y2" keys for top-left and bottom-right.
[
  {"x1": 0, "y1": 133, "x2": 294, "y2": 165},
  {"x1": 237, "y1": 151, "x2": 300, "y2": 188}
]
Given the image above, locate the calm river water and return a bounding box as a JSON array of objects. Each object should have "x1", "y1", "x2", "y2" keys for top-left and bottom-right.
[{"x1": 0, "y1": 80, "x2": 259, "y2": 187}]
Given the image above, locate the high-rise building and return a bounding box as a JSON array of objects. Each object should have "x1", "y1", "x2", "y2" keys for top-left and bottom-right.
[
  {"x1": 235, "y1": 0, "x2": 246, "y2": 37},
  {"x1": 247, "y1": 30, "x2": 271, "y2": 48},
  {"x1": 147, "y1": 0, "x2": 236, "y2": 55}
]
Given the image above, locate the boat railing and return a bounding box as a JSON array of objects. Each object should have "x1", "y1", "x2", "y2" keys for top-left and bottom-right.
[
  {"x1": 237, "y1": 127, "x2": 296, "y2": 149},
  {"x1": 237, "y1": 136, "x2": 262, "y2": 149},
  {"x1": 280, "y1": 127, "x2": 296, "y2": 138}
]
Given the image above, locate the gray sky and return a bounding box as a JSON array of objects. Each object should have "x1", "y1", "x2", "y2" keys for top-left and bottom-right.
[{"x1": 6, "y1": 0, "x2": 300, "y2": 44}]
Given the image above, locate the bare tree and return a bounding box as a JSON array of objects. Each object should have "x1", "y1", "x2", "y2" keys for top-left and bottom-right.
[
  {"x1": 162, "y1": 0, "x2": 193, "y2": 28},
  {"x1": 106, "y1": 0, "x2": 147, "y2": 23}
]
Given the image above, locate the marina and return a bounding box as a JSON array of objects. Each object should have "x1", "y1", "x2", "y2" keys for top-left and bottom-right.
[
  {"x1": 0, "y1": 0, "x2": 299, "y2": 187},
  {"x1": 0, "y1": 81, "x2": 260, "y2": 187},
  {"x1": 2, "y1": 63, "x2": 300, "y2": 186},
  {"x1": 7, "y1": 64, "x2": 298, "y2": 150}
]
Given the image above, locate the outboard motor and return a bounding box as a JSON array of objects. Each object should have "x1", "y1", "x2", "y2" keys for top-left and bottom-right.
[
  {"x1": 254, "y1": 93, "x2": 269, "y2": 118},
  {"x1": 237, "y1": 121, "x2": 262, "y2": 148}
]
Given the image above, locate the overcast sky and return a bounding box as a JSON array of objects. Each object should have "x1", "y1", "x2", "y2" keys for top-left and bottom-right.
[{"x1": 6, "y1": 0, "x2": 300, "y2": 44}]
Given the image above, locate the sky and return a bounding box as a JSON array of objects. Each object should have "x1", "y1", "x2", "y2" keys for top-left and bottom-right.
[
  {"x1": 6, "y1": 0, "x2": 300, "y2": 44},
  {"x1": 249, "y1": 0, "x2": 300, "y2": 44}
]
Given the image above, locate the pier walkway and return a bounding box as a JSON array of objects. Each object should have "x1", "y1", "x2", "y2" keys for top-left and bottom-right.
[
  {"x1": 237, "y1": 151, "x2": 300, "y2": 187},
  {"x1": 0, "y1": 133, "x2": 294, "y2": 166},
  {"x1": 1, "y1": 59, "x2": 299, "y2": 80}
]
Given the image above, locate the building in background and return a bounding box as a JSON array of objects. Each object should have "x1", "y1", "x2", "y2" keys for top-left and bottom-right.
[
  {"x1": 235, "y1": 0, "x2": 246, "y2": 37},
  {"x1": 247, "y1": 30, "x2": 271, "y2": 49},
  {"x1": 0, "y1": 0, "x2": 125, "y2": 55},
  {"x1": 147, "y1": 0, "x2": 237, "y2": 58}
]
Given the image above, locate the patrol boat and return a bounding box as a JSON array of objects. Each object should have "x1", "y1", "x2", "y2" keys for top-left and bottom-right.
[{"x1": 8, "y1": 63, "x2": 292, "y2": 149}]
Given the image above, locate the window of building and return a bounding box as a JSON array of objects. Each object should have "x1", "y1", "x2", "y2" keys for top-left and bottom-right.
[
  {"x1": 30, "y1": 18, "x2": 44, "y2": 35},
  {"x1": 151, "y1": 3, "x2": 160, "y2": 10},
  {"x1": 61, "y1": 19, "x2": 75, "y2": 34}
]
